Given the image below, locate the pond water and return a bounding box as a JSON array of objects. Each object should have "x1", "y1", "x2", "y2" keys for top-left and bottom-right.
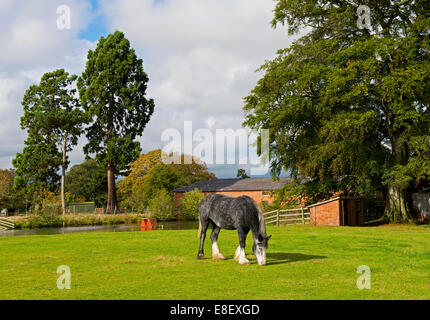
[{"x1": 0, "y1": 220, "x2": 199, "y2": 237}]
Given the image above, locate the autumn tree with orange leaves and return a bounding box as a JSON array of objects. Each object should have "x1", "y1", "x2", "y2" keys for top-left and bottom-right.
[{"x1": 118, "y1": 150, "x2": 215, "y2": 212}]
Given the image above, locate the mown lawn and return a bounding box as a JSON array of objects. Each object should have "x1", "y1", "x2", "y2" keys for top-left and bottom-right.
[{"x1": 0, "y1": 225, "x2": 429, "y2": 300}]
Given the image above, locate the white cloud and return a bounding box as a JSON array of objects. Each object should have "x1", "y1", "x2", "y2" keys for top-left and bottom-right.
[
  {"x1": 0, "y1": 0, "x2": 95, "y2": 169},
  {"x1": 0, "y1": 0, "x2": 299, "y2": 178},
  {"x1": 0, "y1": 0, "x2": 92, "y2": 72},
  {"x1": 100, "y1": 0, "x2": 298, "y2": 177}
]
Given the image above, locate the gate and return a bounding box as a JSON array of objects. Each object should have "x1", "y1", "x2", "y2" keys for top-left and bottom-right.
[
  {"x1": 263, "y1": 208, "x2": 310, "y2": 226},
  {"x1": 0, "y1": 217, "x2": 15, "y2": 230}
]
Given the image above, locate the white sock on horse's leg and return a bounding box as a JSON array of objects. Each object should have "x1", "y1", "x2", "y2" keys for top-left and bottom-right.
[
  {"x1": 212, "y1": 242, "x2": 225, "y2": 260},
  {"x1": 234, "y1": 245, "x2": 241, "y2": 261},
  {"x1": 238, "y1": 247, "x2": 249, "y2": 265}
]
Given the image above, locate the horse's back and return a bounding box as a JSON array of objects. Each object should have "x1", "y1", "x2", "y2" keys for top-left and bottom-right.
[
  {"x1": 198, "y1": 193, "x2": 224, "y2": 216},
  {"x1": 199, "y1": 194, "x2": 260, "y2": 230}
]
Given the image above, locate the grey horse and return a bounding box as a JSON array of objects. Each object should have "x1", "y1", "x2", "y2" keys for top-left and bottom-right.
[{"x1": 197, "y1": 194, "x2": 271, "y2": 265}]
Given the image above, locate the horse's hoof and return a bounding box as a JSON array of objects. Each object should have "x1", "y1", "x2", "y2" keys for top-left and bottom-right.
[
  {"x1": 197, "y1": 254, "x2": 204, "y2": 260},
  {"x1": 238, "y1": 258, "x2": 250, "y2": 265},
  {"x1": 212, "y1": 253, "x2": 225, "y2": 260},
  {"x1": 234, "y1": 247, "x2": 241, "y2": 262}
]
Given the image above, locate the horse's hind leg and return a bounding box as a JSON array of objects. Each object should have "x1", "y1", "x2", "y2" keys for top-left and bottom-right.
[
  {"x1": 210, "y1": 226, "x2": 225, "y2": 260},
  {"x1": 235, "y1": 227, "x2": 250, "y2": 265},
  {"x1": 197, "y1": 219, "x2": 210, "y2": 259}
]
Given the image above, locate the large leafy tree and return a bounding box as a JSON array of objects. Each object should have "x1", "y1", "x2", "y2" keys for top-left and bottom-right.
[
  {"x1": 140, "y1": 164, "x2": 187, "y2": 206},
  {"x1": 13, "y1": 70, "x2": 85, "y2": 213},
  {"x1": 78, "y1": 31, "x2": 155, "y2": 213},
  {"x1": 13, "y1": 135, "x2": 61, "y2": 207},
  {"x1": 117, "y1": 150, "x2": 216, "y2": 196},
  {"x1": 117, "y1": 149, "x2": 163, "y2": 197},
  {"x1": 171, "y1": 154, "x2": 216, "y2": 185},
  {"x1": 244, "y1": 0, "x2": 430, "y2": 222},
  {"x1": 65, "y1": 159, "x2": 108, "y2": 207},
  {"x1": 0, "y1": 169, "x2": 24, "y2": 210},
  {"x1": 118, "y1": 150, "x2": 215, "y2": 211},
  {"x1": 0, "y1": 169, "x2": 14, "y2": 208}
]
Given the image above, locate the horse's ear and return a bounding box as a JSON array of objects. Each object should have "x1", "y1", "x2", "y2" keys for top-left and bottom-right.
[{"x1": 266, "y1": 235, "x2": 272, "y2": 240}]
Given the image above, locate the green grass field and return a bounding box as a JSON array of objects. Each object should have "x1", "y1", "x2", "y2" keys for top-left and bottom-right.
[{"x1": 0, "y1": 225, "x2": 429, "y2": 300}]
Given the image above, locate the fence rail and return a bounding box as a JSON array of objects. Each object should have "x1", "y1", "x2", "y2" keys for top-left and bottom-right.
[
  {"x1": 0, "y1": 217, "x2": 15, "y2": 230},
  {"x1": 263, "y1": 208, "x2": 310, "y2": 226}
]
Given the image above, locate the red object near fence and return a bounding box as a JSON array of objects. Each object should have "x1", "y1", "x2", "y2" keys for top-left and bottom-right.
[{"x1": 140, "y1": 218, "x2": 158, "y2": 231}]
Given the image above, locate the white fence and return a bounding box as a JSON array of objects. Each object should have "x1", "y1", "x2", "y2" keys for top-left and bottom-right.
[
  {"x1": 0, "y1": 217, "x2": 14, "y2": 230},
  {"x1": 263, "y1": 208, "x2": 310, "y2": 226}
]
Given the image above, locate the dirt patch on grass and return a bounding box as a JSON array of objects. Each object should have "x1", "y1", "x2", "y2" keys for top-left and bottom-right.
[{"x1": 150, "y1": 255, "x2": 186, "y2": 266}]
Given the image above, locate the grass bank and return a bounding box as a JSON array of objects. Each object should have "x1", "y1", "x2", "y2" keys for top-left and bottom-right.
[
  {"x1": 0, "y1": 224, "x2": 429, "y2": 299},
  {"x1": 11, "y1": 213, "x2": 143, "y2": 229}
]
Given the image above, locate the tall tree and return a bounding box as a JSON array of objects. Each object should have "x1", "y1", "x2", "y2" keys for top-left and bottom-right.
[
  {"x1": 13, "y1": 70, "x2": 85, "y2": 213},
  {"x1": 244, "y1": 0, "x2": 430, "y2": 222},
  {"x1": 78, "y1": 31, "x2": 155, "y2": 213}
]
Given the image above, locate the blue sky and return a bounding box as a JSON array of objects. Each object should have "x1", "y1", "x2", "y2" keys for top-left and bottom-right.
[
  {"x1": 0, "y1": 0, "x2": 296, "y2": 178},
  {"x1": 78, "y1": 0, "x2": 108, "y2": 41}
]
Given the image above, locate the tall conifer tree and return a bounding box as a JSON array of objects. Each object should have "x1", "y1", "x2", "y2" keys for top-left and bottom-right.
[{"x1": 78, "y1": 31, "x2": 155, "y2": 213}]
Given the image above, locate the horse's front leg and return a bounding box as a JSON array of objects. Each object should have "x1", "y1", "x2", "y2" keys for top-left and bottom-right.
[
  {"x1": 210, "y1": 226, "x2": 225, "y2": 260},
  {"x1": 235, "y1": 228, "x2": 250, "y2": 265}
]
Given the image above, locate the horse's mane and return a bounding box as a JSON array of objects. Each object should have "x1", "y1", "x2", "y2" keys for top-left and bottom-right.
[
  {"x1": 240, "y1": 195, "x2": 266, "y2": 236},
  {"x1": 256, "y1": 205, "x2": 267, "y2": 237}
]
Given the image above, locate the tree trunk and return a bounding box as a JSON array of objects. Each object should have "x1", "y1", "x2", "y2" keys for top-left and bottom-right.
[
  {"x1": 384, "y1": 133, "x2": 412, "y2": 223},
  {"x1": 106, "y1": 92, "x2": 119, "y2": 214},
  {"x1": 385, "y1": 186, "x2": 412, "y2": 223},
  {"x1": 61, "y1": 135, "x2": 67, "y2": 216},
  {"x1": 106, "y1": 161, "x2": 118, "y2": 214}
]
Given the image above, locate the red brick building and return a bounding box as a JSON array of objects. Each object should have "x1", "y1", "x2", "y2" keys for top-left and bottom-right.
[
  {"x1": 307, "y1": 196, "x2": 364, "y2": 226},
  {"x1": 173, "y1": 178, "x2": 292, "y2": 208}
]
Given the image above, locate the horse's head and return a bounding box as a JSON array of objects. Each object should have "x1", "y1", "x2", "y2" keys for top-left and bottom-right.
[{"x1": 253, "y1": 234, "x2": 272, "y2": 265}]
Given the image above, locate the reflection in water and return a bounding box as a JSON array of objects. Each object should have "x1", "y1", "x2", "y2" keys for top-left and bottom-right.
[{"x1": 0, "y1": 220, "x2": 199, "y2": 237}]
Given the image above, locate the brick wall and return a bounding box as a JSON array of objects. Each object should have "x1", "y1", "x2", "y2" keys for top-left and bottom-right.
[
  {"x1": 173, "y1": 192, "x2": 185, "y2": 207},
  {"x1": 310, "y1": 200, "x2": 341, "y2": 226},
  {"x1": 309, "y1": 198, "x2": 364, "y2": 226}
]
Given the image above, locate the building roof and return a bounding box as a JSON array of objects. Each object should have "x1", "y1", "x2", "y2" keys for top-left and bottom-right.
[
  {"x1": 173, "y1": 178, "x2": 293, "y2": 193},
  {"x1": 306, "y1": 196, "x2": 362, "y2": 208}
]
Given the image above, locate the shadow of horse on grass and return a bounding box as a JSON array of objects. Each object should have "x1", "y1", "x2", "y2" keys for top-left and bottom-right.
[
  {"x1": 264, "y1": 252, "x2": 327, "y2": 266},
  {"x1": 218, "y1": 252, "x2": 327, "y2": 266}
]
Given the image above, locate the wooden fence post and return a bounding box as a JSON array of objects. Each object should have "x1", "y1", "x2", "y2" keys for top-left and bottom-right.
[
  {"x1": 301, "y1": 207, "x2": 304, "y2": 224},
  {"x1": 276, "y1": 209, "x2": 279, "y2": 226}
]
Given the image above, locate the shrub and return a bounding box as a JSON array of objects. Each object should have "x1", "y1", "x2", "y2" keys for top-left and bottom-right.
[
  {"x1": 13, "y1": 217, "x2": 31, "y2": 229},
  {"x1": 123, "y1": 185, "x2": 147, "y2": 213},
  {"x1": 148, "y1": 189, "x2": 175, "y2": 221},
  {"x1": 14, "y1": 213, "x2": 144, "y2": 229},
  {"x1": 179, "y1": 189, "x2": 204, "y2": 220},
  {"x1": 29, "y1": 209, "x2": 62, "y2": 228}
]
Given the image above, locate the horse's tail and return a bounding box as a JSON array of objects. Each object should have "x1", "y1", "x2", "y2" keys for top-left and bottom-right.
[{"x1": 197, "y1": 216, "x2": 202, "y2": 239}]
